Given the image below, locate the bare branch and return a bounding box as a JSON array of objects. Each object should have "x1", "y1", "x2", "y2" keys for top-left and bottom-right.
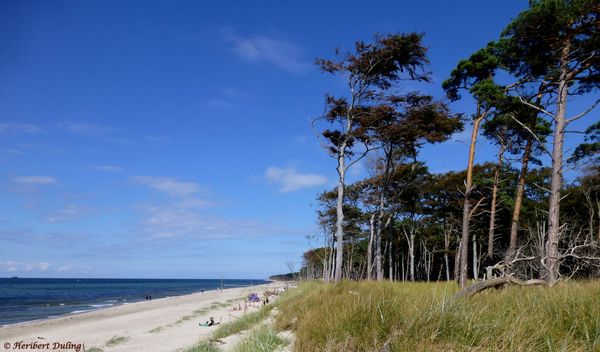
[
  {"x1": 518, "y1": 95, "x2": 555, "y2": 118},
  {"x1": 508, "y1": 112, "x2": 553, "y2": 158},
  {"x1": 567, "y1": 98, "x2": 600, "y2": 123}
]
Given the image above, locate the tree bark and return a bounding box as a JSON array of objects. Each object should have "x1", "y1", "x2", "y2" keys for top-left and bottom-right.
[
  {"x1": 545, "y1": 43, "x2": 570, "y2": 285},
  {"x1": 403, "y1": 226, "x2": 416, "y2": 281},
  {"x1": 375, "y1": 198, "x2": 385, "y2": 281},
  {"x1": 388, "y1": 241, "x2": 393, "y2": 282},
  {"x1": 454, "y1": 276, "x2": 547, "y2": 299},
  {"x1": 459, "y1": 111, "x2": 486, "y2": 288},
  {"x1": 509, "y1": 134, "x2": 533, "y2": 254},
  {"x1": 472, "y1": 234, "x2": 479, "y2": 280},
  {"x1": 367, "y1": 214, "x2": 375, "y2": 280},
  {"x1": 444, "y1": 226, "x2": 451, "y2": 281},
  {"x1": 375, "y1": 149, "x2": 394, "y2": 281},
  {"x1": 488, "y1": 141, "x2": 506, "y2": 257},
  {"x1": 334, "y1": 142, "x2": 347, "y2": 282}
]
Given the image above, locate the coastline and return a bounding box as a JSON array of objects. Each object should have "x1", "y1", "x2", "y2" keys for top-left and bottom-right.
[{"x1": 0, "y1": 282, "x2": 285, "y2": 352}]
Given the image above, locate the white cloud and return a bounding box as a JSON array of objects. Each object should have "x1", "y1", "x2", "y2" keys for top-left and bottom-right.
[
  {"x1": 2, "y1": 148, "x2": 24, "y2": 156},
  {"x1": 93, "y1": 165, "x2": 124, "y2": 172},
  {"x1": 45, "y1": 205, "x2": 91, "y2": 223},
  {"x1": 0, "y1": 122, "x2": 40, "y2": 135},
  {"x1": 133, "y1": 176, "x2": 201, "y2": 197},
  {"x1": 13, "y1": 176, "x2": 57, "y2": 186},
  {"x1": 59, "y1": 122, "x2": 117, "y2": 136},
  {"x1": 57, "y1": 265, "x2": 74, "y2": 272},
  {"x1": 0, "y1": 261, "x2": 51, "y2": 273},
  {"x1": 59, "y1": 122, "x2": 131, "y2": 144},
  {"x1": 137, "y1": 201, "x2": 293, "y2": 240},
  {"x1": 204, "y1": 88, "x2": 252, "y2": 110},
  {"x1": 220, "y1": 28, "x2": 308, "y2": 73},
  {"x1": 266, "y1": 166, "x2": 327, "y2": 192}
]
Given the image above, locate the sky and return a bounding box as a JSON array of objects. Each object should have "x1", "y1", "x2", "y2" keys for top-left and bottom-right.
[{"x1": 0, "y1": 1, "x2": 596, "y2": 279}]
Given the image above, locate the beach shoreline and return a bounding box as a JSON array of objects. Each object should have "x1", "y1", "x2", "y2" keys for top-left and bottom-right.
[{"x1": 0, "y1": 281, "x2": 284, "y2": 352}]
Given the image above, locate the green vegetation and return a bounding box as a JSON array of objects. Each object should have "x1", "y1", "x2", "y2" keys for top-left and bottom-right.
[
  {"x1": 193, "y1": 308, "x2": 209, "y2": 315},
  {"x1": 275, "y1": 281, "x2": 600, "y2": 351},
  {"x1": 148, "y1": 326, "x2": 163, "y2": 333},
  {"x1": 212, "y1": 305, "x2": 274, "y2": 340},
  {"x1": 86, "y1": 348, "x2": 103, "y2": 352},
  {"x1": 232, "y1": 325, "x2": 288, "y2": 352},
  {"x1": 184, "y1": 341, "x2": 221, "y2": 352},
  {"x1": 105, "y1": 335, "x2": 128, "y2": 347},
  {"x1": 269, "y1": 273, "x2": 297, "y2": 281}
]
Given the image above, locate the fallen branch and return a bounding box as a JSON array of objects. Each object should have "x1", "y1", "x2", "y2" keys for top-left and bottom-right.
[{"x1": 454, "y1": 276, "x2": 547, "y2": 299}]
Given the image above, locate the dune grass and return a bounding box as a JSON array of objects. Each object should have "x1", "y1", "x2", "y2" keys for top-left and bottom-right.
[
  {"x1": 231, "y1": 325, "x2": 288, "y2": 352},
  {"x1": 211, "y1": 305, "x2": 274, "y2": 340},
  {"x1": 105, "y1": 335, "x2": 128, "y2": 347},
  {"x1": 274, "y1": 280, "x2": 600, "y2": 351},
  {"x1": 184, "y1": 341, "x2": 221, "y2": 352}
]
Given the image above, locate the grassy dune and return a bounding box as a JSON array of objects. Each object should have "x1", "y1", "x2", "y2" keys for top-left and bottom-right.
[{"x1": 274, "y1": 280, "x2": 600, "y2": 351}]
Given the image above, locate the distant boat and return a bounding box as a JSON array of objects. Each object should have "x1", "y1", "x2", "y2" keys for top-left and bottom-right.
[{"x1": 10, "y1": 276, "x2": 18, "y2": 279}]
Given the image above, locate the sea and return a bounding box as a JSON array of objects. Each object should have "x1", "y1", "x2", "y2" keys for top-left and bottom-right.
[{"x1": 0, "y1": 278, "x2": 268, "y2": 326}]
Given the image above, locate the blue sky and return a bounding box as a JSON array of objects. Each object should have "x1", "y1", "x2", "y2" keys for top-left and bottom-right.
[{"x1": 0, "y1": 1, "x2": 596, "y2": 279}]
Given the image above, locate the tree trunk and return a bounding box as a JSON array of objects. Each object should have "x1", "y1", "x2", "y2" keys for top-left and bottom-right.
[
  {"x1": 375, "y1": 149, "x2": 394, "y2": 281},
  {"x1": 472, "y1": 234, "x2": 479, "y2": 280},
  {"x1": 375, "y1": 201, "x2": 385, "y2": 281},
  {"x1": 444, "y1": 226, "x2": 451, "y2": 281},
  {"x1": 401, "y1": 252, "x2": 405, "y2": 281},
  {"x1": 367, "y1": 214, "x2": 375, "y2": 280},
  {"x1": 509, "y1": 134, "x2": 533, "y2": 254},
  {"x1": 326, "y1": 241, "x2": 335, "y2": 282},
  {"x1": 403, "y1": 227, "x2": 416, "y2": 282},
  {"x1": 546, "y1": 43, "x2": 570, "y2": 285},
  {"x1": 388, "y1": 241, "x2": 393, "y2": 282},
  {"x1": 454, "y1": 276, "x2": 547, "y2": 299},
  {"x1": 334, "y1": 144, "x2": 347, "y2": 282},
  {"x1": 487, "y1": 141, "x2": 506, "y2": 257},
  {"x1": 454, "y1": 236, "x2": 461, "y2": 281},
  {"x1": 459, "y1": 111, "x2": 486, "y2": 288}
]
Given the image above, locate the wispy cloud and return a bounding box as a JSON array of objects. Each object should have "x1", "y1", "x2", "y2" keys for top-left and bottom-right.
[
  {"x1": 0, "y1": 261, "x2": 50, "y2": 272},
  {"x1": 13, "y1": 176, "x2": 57, "y2": 186},
  {"x1": 137, "y1": 201, "x2": 294, "y2": 240},
  {"x1": 0, "y1": 122, "x2": 40, "y2": 135},
  {"x1": 93, "y1": 165, "x2": 124, "y2": 173},
  {"x1": 2, "y1": 148, "x2": 24, "y2": 156},
  {"x1": 45, "y1": 204, "x2": 91, "y2": 223},
  {"x1": 266, "y1": 166, "x2": 327, "y2": 192},
  {"x1": 204, "y1": 88, "x2": 252, "y2": 110},
  {"x1": 58, "y1": 122, "x2": 132, "y2": 144},
  {"x1": 220, "y1": 28, "x2": 309, "y2": 73},
  {"x1": 132, "y1": 176, "x2": 202, "y2": 197},
  {"x1": 0, "y1": 228, "x2": 91, "y2": 248},
  {"x1": 144, "y1": 135, "x2": 170, "y2": 143}
]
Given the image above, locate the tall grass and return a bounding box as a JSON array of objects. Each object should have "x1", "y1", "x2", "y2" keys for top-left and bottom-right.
[
  {"x1": 211, "y1": 305, "x2": 274, "y2": 340},
  {"x1": 184, "y1": 341, "x2": 221, "y2": 352},
  {"x1": 232, "y1": 325, "x2": 288, "y2": 352},
  {"x1": 274, "y1": 280, "x2": 600, "y2": 351}
]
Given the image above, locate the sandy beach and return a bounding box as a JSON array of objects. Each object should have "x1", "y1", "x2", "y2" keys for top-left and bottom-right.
[{"x1": 0, "y1": 282, "x2": 285, "y2": 352}]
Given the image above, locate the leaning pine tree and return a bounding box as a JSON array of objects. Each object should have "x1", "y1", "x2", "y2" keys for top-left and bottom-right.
[
  {"x1": 315, "y1": 33, "x2": 431, "y2": 282},
  {"x1": 498, "y1": 0, "x2": 599, "y2": 284}
]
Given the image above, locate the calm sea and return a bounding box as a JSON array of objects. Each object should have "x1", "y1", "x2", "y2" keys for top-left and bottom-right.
[{"x1": 0, "y1": 278, "x2": 268, "y2": 326}]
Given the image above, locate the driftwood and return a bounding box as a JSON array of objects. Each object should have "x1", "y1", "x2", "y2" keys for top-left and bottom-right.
[{"x1": 454, "y1": 276, "x2": 547, "y2": 299}]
